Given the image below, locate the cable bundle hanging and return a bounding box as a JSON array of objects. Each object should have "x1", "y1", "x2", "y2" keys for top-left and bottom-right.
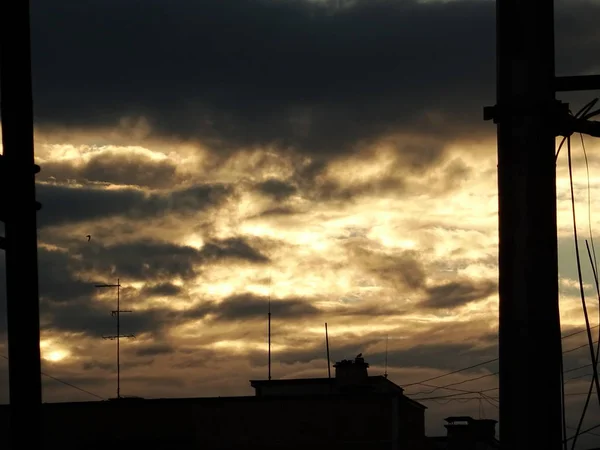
[{"x1": 561, "y1": 109, "x2": 600, "y2": 448}]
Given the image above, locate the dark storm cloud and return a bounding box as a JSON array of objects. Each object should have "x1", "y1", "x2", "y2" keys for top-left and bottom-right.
[
  {"x1": 421, "y1": 278, "x2": 497, "y2": 309},
  {"x1": 39, "y1": 152, "x2": 181, "y2": 189},
  {"x1": 349, "y1": 246, "x2": 427, "y2": 290},
  {"x1": 184, "y1": 293, "x2": 410, "y2": 325},
  {"x1": 141, "y1": 282, "x2": 183, "y2": 297},
  {"x1": 91, "y1": 240, "x2": 201, "y2": 281},
  {"x1": 42, "y1": 292, "x2": 322, "y2": 337},
  {"x1": 79, "y1": 237, "x2": 268, "y2": 281},
  {"x1": 134, "y1": 343, "x2": 175, "y2": 357},
  {"x1": 38, "y1": 247, "x2": 96, "y2": 303},
  {"x1": 256, "y1": 206, "x2": 298, "y2": 218},
  {"x1": 30, "y1": 0, "x2": 501, "y2": 160},
  {"x1": 41, "y1": 298, "x2": 167, "y2": 337},
  {"x1": 36, "y1": 182, "x2": 230, "y2": 228},
  {"x1": 199, "y1": 238, "x2": 270, "y2": 264},
  {"x1": 256, "y1": 179, "x2": 298, "y2": 201},
  {"x1": 212, "y1": 293, "x2": 320, "y2": 321},
  {"x1": 171, "y1": 349, "x2": 220, "y2": 369},
  {"x1": 29, "y1": 0, "x2": 600, "y2": 157}
]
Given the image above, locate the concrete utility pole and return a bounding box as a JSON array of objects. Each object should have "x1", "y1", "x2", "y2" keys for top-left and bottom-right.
[
  {"x1": 0, "y1": 1, "x2": 43, "y2": 449},
  {"x1": 486, "y1": 1, "x2": 600, "y2": 449},
  {"x1": 494, "y1": 3, "x2": 563, "y2": 448}
]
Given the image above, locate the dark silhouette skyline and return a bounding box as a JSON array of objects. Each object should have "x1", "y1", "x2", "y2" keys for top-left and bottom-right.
[{"x1": 2, "y1": 0, "x2": 600, "y2": 446}]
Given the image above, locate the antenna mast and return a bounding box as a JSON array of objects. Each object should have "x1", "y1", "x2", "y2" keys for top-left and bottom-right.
[
  {"x1": 95, "y1": 278, "x2": 134, "y2": 399},
  {"x1": 384, "y1": 335, "x2": 388, "y2": 378},
  {"x1": 325, "y1": 323, "x2": 331, "y2": 379},
  {"x1": 268, "y1": 277, "x2": 272, "y2": 381}
]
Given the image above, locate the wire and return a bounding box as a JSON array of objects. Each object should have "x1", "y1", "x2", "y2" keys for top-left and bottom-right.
[
  {"x1": 414, "y1": 392, "x2": 495, "y2": 401},
  {"x1": 564, "y1": 362, "x2": 595, "y2": 374},
  {"x1": 574, "y1": 133, "x2": 600, "y2": 448},
  {"x1": 564, "y1": 372, "x2": 594, "y2": 384},
  {"x1": 563, "y1": 324, "x2": 600, "y2": 340},
  {"x1": 564, "y1": 340, "x2": 599, "y2": 355},
  {"x1": 574, "y1": 240, "x2": 600, "y2": 449},
  {"x1": 561, "y1": 329, "x2": 568, "y2": 450},
  {"x1": 416, "y1": 382, "x2": 498, "y2": 395},
  {"x1": 409, "y1": 359, "x2": 600, "y2": 398},
  {"x1": 555, "y1": 99, "x2": 597, "y2": 161},
  {"x1": 481, "y1": 394, "x2": 499, "y2": 410},
  {"x1": 567, "y1": 134, "x2": 600, "y2": 450},
  {"x1": 582, "y1": 134, "x2": 598, "y2": 274},
  {"x1": 402, "y1": 324, "x2": 599, "y2": 391},
  {"x1": 567, "y1": 425, "x2": 600, "y2": 439},
  {"x1": 565, "y1": 423, "x2": 600, "y2": 444},
  {"x1": 402, "y1": 359, "x2": 498, "y2": 387},
  {"x1": 0, "y1": 354, "x2": 105, "y2": 401}
]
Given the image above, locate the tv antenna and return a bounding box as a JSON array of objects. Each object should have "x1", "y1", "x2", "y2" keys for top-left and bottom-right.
[
  {"x1": 268, "y1": 276, "x2": 272, "y2": 381},
  {"x1": 325, "y1": 323, "x2": 331, "y2": 379},
  {"x1": 384, "y1": 335, "x2": 388, "y2": 378},
  {"x1": 95, "y1": 278, "x2": 134, "y2": 399}
]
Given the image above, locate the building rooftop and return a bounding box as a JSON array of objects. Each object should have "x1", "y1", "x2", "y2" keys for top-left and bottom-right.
[{"x1": 250, "y1": 355, "x2": 426, "y2": 410}]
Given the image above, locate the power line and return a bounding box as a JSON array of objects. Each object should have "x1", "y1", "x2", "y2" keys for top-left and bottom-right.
[
  {"x1": 408, "y1": 353, "x2": 600, "y2": 397},
  {"x1": 403, "y1": 325, "x2": 600, "y2": 390},
  {"x1": 565, "y1": 423, "x2": 600, "y2": 444},
  {"x1": 402, "y1": 359, "x2": 498, "y2": 387},
  {"x1": 567, "y1": 134, "x2": 600, "y2": 450},
  {"x1": 414, "y1": 391, "x2": 593, "y2": 402},
  {"x1": 0, "y1": 354, "x2": 105, "y2": 400},
  {"x1": 563, "y1": 324, "x2": 600, "y2": 340},
  {"x1": 410, "y1": 372, "x2": 499, "y2": 396},
  {"x1": 416, "y1": 382, "x2": 498, "y2": 395}
]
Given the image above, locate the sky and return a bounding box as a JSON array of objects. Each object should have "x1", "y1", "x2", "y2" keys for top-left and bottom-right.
[{"x1": 2, "y1": 0, "x2": 600, "y2": 445}]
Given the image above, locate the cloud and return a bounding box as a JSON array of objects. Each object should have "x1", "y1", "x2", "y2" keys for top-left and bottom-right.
[
  {"x1": 31, "y1": 0, "x2": 498, "y2": 160},
  {"x1": 256, "y1": 179, "x2": 298, "y2": 201},
  {"x1": 348, "y1": 245, "x2": 427, "y2": 291},
  {"x1": 30, "y1": 0, "x2": 600, "y2": 163},
  {"x1": 39, "y1": 151, "x2": 181, "y2": 189},
  {"x1": 211, "y1": 293, "x2": 319, "y2": 321},
  {"x1": 1, "y1": 0, "x2": 599, "y2": 437},
  {"x1": 38, "y1": 247, "x2": 96, "y2": 303},
  {"x1": 199, "y1": 238, "x2": 270, "y2": 264},
  {"x1": 37, "y1": 182, "x2": 230, "y2": 228},
  {"x1": 421, "y1": 278, "x2": 498, "y2": 309},
  {"x1": 141, "y1": 283, "x2": 183, "y2": 297},
  {"x1": 135, "y1": 343, "x2": 175, "y2": 357},
  {"x1": 383, "y1": 342, "x2": 497, "y2": 375},
  {"x1": 256, "y1": 206, "x2": 298, "y2": 218},
  {"x1": 41, "y1": 297, "x2": 168, "y2": 337},
  {"x1": 71, "y1": 237, "x2": 269, "y2": 282}
]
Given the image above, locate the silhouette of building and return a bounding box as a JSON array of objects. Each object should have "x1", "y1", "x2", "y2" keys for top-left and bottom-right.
[
  {"x1": 251, "y1": 356, "x2": 408, "y2": 396},
  {"x1": 429, "y1": 416, "x2": 500, "y2": 450},
  {"x1": 0, "y1": 356, "x2": 430, "y2": 449},
  {"x1": 250, "y1": 355, "x2": 427, "y2": 447}
]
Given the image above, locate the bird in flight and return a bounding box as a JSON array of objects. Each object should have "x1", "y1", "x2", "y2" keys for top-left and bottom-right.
[{"x1": 86, "y1": 235, "x2": 91, "y2": 242}]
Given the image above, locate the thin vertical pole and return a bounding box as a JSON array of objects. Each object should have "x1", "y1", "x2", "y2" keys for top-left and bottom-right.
[
  {"x1": 268, "y1": 298, "x2": 271, "y2": 381},
  {"x1": 384, "y1": 335, "x2": 388, "y2": 378},
  {"x1": 116, "y1": 278, "x2": 120, "y2": 399},
  {"x1": 1, "y1": 0, "x2": 43, "y2": 448},
  {"x1": 325, "y1": 323, "x2": 331, "y2": 379},
  {"x1": 495, "y1": 0, "x2": 562, "y2": 448},
  {"x1": 97, "y1": 279, "x2": 132, "y2": 399}
]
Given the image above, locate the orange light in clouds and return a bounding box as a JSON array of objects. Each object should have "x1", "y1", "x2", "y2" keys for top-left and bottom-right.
[
  {"x1": 44, "y1": 350, "x2": 69, "y2": 363},
  {"x1": 40, "y1": 340, "x2": 70, "y2": 362}
]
